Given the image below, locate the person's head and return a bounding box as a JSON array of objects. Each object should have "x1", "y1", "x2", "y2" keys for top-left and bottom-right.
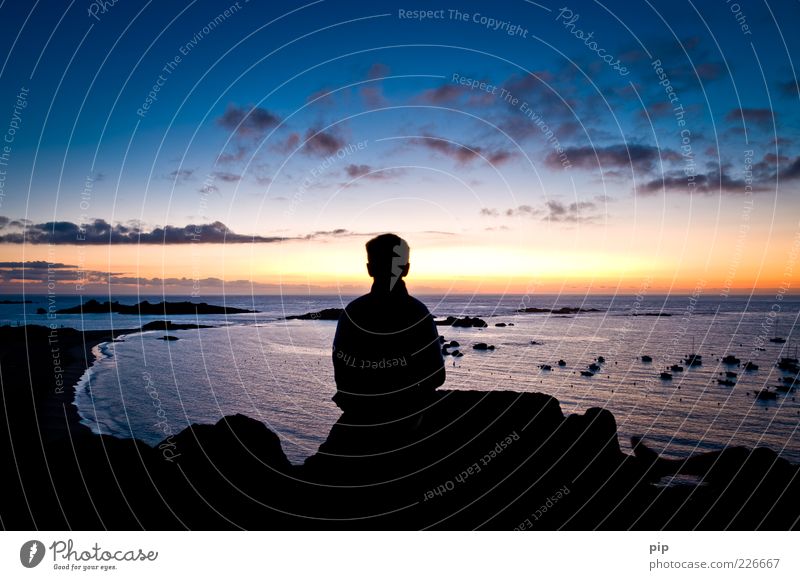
[{"x1": 366, "y1": 233, "x2": 410, "y2": 290}]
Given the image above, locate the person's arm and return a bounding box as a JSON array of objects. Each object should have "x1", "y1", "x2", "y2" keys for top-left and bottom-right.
[
  {"x1": 415, "y1": 311, "x2": 446, "y2": 393},
  {"x1": 331, "y1": 310, "x2": 357, "y2": 409}
]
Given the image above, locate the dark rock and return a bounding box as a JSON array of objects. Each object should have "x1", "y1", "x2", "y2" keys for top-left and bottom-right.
[
  {"x1": 495, "y1": 322, "x2": 507, "y2": 327},
  {"x1": 141, "y1": 320, "x2": 214, "y2": 331},
  {"x1": 284, "y1": 308, "x2": 343, "y2": 321},
  {"x1": 473, "y1": 342, "x2": 495, "y2": 350},
  {"x1": 516, "y1": 306, "x2": 601, "y2": 314},
  {"x1": 435, "y1": 316, "x2": 488, "y2": 328},
  {"x1": 159, "y1": 335, "x2": 179, "y2": 341}
]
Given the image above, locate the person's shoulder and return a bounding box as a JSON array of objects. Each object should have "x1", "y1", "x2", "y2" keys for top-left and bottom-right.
[
  {"x1": 406, "y1": 294, "x2": 432, "y2": 315},
  {"x1": 343, "y1": 293, "x2": 373, "y2": 313}
]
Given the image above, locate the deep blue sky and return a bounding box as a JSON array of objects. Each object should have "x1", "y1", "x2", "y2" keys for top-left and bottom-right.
[{"x1": 0, "y1": 0, "x2": 798, "y2": 292}]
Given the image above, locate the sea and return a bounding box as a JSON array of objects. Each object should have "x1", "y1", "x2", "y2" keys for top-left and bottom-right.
[{"x1": 2, "y1": 293, "x2": 799, "y2": 465}]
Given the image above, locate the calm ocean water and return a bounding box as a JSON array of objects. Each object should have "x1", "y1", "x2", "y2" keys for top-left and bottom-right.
[{"x1": 3, "y1": 293, "x2": 799, "y2": 465}]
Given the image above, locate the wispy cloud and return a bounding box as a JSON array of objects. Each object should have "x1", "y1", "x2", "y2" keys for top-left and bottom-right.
[
  {"x1": 546, "y1": 144, "x2": 677, "y2": 172},
  {"x1": 480, "y1": 201, "x2": 602, "y2": 223},
  {"x1": 0, "y1": 217, "x2": 284, "y2": 244},
  {"x1": 344, "y1": 164, "x2": 406, "y2": 180},
  {"x1": 411, "y1": 135, "x2": 516, "y2": 166},
  {"x1": 725, "y1": 107, "x2": 775, "y2": 129}
]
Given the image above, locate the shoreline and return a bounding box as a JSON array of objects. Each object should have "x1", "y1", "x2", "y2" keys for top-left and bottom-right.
[
  {"x1": 0, "y1": 324, "x2": 140, "y2": 442},
  {"x1": 1, "y1": 322, "x2": 799, "y2": 530}
]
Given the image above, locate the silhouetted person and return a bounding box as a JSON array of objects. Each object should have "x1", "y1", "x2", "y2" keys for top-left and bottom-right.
[{"x1": 332, "y1": 234, "x2": 445, "y2": 422}]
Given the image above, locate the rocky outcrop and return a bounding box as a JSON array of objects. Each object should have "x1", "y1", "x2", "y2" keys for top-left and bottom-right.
[
  {"x1": 516, "y1": 307, "x2": 601, "y2": 314},
  {"x1": 435, "y1": 316, "x2": 488, "y2": 328},
  {"x1": 284, "y1": 308, "x2": 343, "y2": 321},
  {"x1": 140, "y1": 321, "x2": 214, "y2": 331}
]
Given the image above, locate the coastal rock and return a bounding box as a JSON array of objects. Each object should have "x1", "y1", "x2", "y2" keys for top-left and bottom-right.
[
  {"x1": 284, "y1": 308, "x2": 343, "y2": 321},
  {"x1": 473, "y1": 342, "x2": 495, "y2": 350},
  {"x1": 435, "y1": 316, "x2": 488, "y2": 328},
  {"x1": 141, "y1": 320, "x2": 214, "y2": 331},
  {"x1": 516, "y1": 307, "x2": 601, "y2": 314}
]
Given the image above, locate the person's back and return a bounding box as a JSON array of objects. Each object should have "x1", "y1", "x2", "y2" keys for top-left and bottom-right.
[{"x1": 332, "y1": 234, "x2": 445, "y2": 420}]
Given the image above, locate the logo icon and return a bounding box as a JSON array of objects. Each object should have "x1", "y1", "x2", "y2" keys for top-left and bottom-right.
[
  {"x1": 389, "y1": 241, "x2": 409, "y2": 291},
  {"x1": 20, "y1": 540, "x2": 45, "y2": 568}
]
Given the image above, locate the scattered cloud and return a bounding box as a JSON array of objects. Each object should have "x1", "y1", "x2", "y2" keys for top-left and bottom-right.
[
  {"x1": 0, "y1": 261, "x2": 74, "y2": 269},
  {"x1": 641, "y1": 153, "x2": 800, "y2": 195},
  {"x1": 480, "y1": 201, "x2": 602, "y2": 223},
  {"x1": 366, "y1": 63, "x2": 390, "y2": 80},
  {"x1": 211, "y1": 171, "x2": 241, "y2": 183},
  {"x1": 217, "y1": 103, "x2": 281, "y2": 136},
  {"x1": 342, "y1": 164, "x2": 405, "y2": 181},
  {"x1": 306, "y1": 87, "x2": 336, "y2": 105},
  {"x1": 777, "y1": 79, "x2": 798, "y2": 98},
  {"x1": 0, "y1": 217, "x2": 284, "y2": 244},
  {"x1": 361, "y1": 86, "x2": 387, "y2": 108},
  {"x1": 361, "y1": 63, "x2": 390, "y2": 108},
  {"x1": 725, "y1": 107, "x2": 775, "y2": 129},
  {"x1": 546, "y1": 144, "x2": 677, "y2": 173},
  {"x1": 167, "y1": 168, "x2": 194, "y2": 183},
  {"x1": 303, "y1": 128, "x2": 346, "y2": 157},
  {"x1": 544, "y1": 200, "x2": 600, "y2": 223},
  {"x1": 216, "y1": 146, "x2": 247, "y2": 164},
  {"x1": 417, "y1": 84, "x2": 469, "y2": 105},
  {"x1": 411, "y1": 135, "x2": 516, "y2": 166}
]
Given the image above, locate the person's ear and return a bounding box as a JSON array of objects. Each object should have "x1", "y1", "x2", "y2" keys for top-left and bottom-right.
[
  {"x1": 366, "y1": 262, "x2": 374, "y2": 277},
  {"x1": 402, "y1": 263, "x2": 410, "y2": 277}
]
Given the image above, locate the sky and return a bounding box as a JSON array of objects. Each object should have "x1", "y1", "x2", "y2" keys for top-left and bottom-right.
[{"x1": 0, "y1": 0, "x2": 798, "y2": 295}]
